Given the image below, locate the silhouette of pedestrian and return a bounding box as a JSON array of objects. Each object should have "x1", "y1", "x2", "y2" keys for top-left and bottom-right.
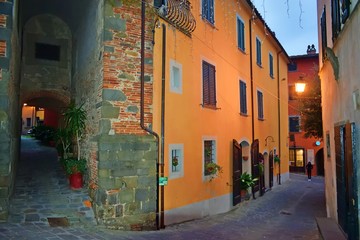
[{"x1": 306, "y1": 161, "x2": 313, "y2": 181}]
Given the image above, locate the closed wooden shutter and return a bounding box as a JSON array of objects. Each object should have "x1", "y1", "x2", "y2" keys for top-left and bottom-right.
[{"x1": 202, "y1": 61, "x2": 216, "y2": 107}]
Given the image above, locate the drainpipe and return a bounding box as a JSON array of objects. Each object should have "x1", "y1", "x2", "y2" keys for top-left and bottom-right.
[
  {"x1": 249, "y1": 18, "x2": 256, "y2": 143},
  {"x1": 140, "y1": 1, "x2": 161, "y2": 230},
  {"x1": 276, "y1": 50, "x2": 282, "y2": 185},
  {"x1": 159, "y1": 23, "x2": 166, "y2": 229}
]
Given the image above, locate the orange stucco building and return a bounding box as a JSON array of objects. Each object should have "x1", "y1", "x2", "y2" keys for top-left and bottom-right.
[
  {"x1": 153, "y1": 0, "x2": 290, "y2": 225},
  {"x1": 287, "y1": 47, "x2": 324, "y2": 177}
]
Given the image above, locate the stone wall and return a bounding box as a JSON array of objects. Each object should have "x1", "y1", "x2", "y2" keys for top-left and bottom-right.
[
  {"x1": 20, "y1": 14, "x2": 72, "y2": 103},
  {"x1": 71, "y1": 0, "x2": 104, "y2": 189},
  {"x1": 93, "y1": 134, "x2": 157, "y2": 230},
  {"x1": 0, "y1": 0, "x2": 21, "y2": 221},
  {"x1": 91, "y1": 0, "x2": 158, "y2": 230}
]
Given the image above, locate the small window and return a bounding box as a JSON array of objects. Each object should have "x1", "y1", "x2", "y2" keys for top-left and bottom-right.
[
  {"x1": 237, "y1": 16, "x2": 245, "y2": 51},
  {"x1": 170, "y1": 60, "x2": 182, "y2": 94},
  {"x1": 256, "y1": 38, "x2": 262, "y2": 66},
  {"x1": 202, "y1": 61, "x2": 216, "y2": 108},
  {"x1": 289, "y1": 116, "x2": 300, "y2": 132},
  {"x1": 35, "y1": 43, "x2": 60, "y2": 61},
  {"x1": 203, "y1": 139, "x2": 217, "y2": 176},
  {"x1": 288, "y1": 62, "x2": 297, "y2": 71},
  {"x1": 239, "y1": 80, "x2": 247, "y2": 114},
  {"x1": 269, "y1": 53, "x2": 274, "y2": 78},
  {"x1": 257, "y1": 90, "x2": 264, "y2": 119},
  {"x1": 320, "y1": 7, "x2": 327, "y2": 62},
  {"x1": 202, "y1": 0, "x2": 215, "y2": 24},
  {"x1": 169, "y1": 144, "x2": 184, "y2": 179},
  {"x1": 154, "y1": 0, "x2": 165, "y2": 8},
  {"x1": 26, "y1": 118, "x2": 31, "y2": 127}
]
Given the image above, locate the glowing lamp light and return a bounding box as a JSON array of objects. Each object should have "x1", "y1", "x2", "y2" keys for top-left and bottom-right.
[
  {"x1": 295, "y1": 82, "x2": 306, "y2": 93},
  {"x1": 23, "y1": 103, "x2": 27, "y2": 106}
]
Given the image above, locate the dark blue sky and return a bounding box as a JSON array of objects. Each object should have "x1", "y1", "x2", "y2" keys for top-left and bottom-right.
[{"x1": 253, "y1": 0, "x2": 318, "y2": 56}]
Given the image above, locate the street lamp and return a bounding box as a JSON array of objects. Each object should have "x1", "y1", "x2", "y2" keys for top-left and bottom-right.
[{"x1": 295, "y1": 76, "x2": 306, "y2": 93}]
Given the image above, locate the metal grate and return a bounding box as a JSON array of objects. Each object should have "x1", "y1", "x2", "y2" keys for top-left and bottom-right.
[{"x1": 47, "y1": 217, "x2": 70, "y2": 227}]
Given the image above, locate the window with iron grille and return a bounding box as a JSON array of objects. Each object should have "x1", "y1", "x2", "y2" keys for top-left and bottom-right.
[
  {"x1": 269, "y1": 53, "x2": 274, "y2": 78},
  {"x1": 204, "y1": 139, "x2": 216, "y2": 176},
  {"x1": 239, "y1": 80, "x2": 247, "y2": 114},
  {"x1": 256, "y1": 37, "x2": 262, "y2": 66},
  {"x1": 202, "y1": 61, "x2": 216, "y2": 108},
  {"x1": 289, "y1": 116, "x2": 300, "y2": 132},
  {"x1": 202, "y1": 0, "x2": 214, "y2": 24},
  {"x1": 237, "y1": 16, "x2": 245, "y2": 51},
  {"x1": 169, "y1": 144, "x2": 184, "y2": 179},
  {"x1": 257, "y1": 90, "x2": 264, "y2": 119}
]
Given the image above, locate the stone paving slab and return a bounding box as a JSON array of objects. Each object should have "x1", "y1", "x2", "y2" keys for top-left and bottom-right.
[{"x1": 1, "y1": 173, "x2": 327, "y2": 240}]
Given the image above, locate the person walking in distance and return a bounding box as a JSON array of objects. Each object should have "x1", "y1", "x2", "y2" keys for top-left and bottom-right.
[{"x1": 306, "y1": 161, "x2": 313, "y2": 181}]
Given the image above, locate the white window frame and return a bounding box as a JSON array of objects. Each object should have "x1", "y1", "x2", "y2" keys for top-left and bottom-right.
[
  {"x1": 169, "y1": 144, "x2": 184, "y2": 179},
  {"x1": 170, "y1": 59, "x2": 182, "y2": 94},
  {"x1": 202, "y1": 136, "x2": 217, "y2": 181}
]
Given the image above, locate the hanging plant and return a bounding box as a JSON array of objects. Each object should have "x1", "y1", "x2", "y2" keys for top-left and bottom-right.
[
  {"x1": 172, "y1": 156, "x2": 179, "y2": 167},
  {"x1": 205, "y1": 162, "x2": 223, "y2": 182},
  {"x1": 274, "y1": 155, "x2": 280, "y2": 164}
]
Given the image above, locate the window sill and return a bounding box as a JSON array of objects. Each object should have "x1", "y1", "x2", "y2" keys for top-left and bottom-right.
[
  {"x1": 201, "y1": 104, "x2": 220, "y2": 110},
  {"x1": 238, "y1": 48, "x2": 246, "y2": 54},
  {"x1": 258, "y1": 117, "x2": 265, "y2": 121},
  {"x1": 257, "y1": 63, "x2": 263, "y2": 68},
  {"x1": 240, "y1": 112, "x2": 248, "y2": 117},
  {"x1": 201, "y1": 17, "x2": 216, "y2": 28}
]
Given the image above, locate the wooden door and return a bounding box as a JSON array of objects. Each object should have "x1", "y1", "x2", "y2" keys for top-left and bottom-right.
[
  {"x1": 232, "y1": 139, "x2": 242, "y2": 206},
  {"x1": 251, "y1": 139, "x2": 260, "y2": 199},
  {"x1": 269, "y1": 150, "x2": 274, "y2": 189}
]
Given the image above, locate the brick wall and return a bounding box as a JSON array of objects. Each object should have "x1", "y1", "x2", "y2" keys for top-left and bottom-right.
[
  {"x1": 92, "y1": 0, "x2": 158, "y2": 230},
  {"x1": 103, "y1": 1, "x2": 154, "y2": 135}
]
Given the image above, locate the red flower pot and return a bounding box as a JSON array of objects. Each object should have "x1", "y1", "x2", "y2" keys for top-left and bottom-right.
[{"x1": 69, "y1": 172, "x2": 83, "y2": 190}]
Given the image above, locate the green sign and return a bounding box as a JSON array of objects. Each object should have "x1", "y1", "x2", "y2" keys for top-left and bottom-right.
[{"x1": 159, "y1": 177, "x2": 168, "y2": 186}]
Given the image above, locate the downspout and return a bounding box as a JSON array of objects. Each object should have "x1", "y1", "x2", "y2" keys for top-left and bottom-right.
[
  {"x1": 249, "y1": 18, "x2": 255, "y2": 143},
  {"x1": 160, "y1": 24, "x2": 166, "y2": 229},
  {"x1": 140, "y1": 1, "x2": 161, "y2": 230},
  {"x1": 276, "y1": 50, "x2": 282, "y2": 185},
  {"x1": 249, "y1": 18, "x2": 255, "y2": 199}
]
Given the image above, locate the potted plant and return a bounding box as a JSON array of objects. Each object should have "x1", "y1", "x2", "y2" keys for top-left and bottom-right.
[
  {"x1": 63, "y1": 157, "x2": 86, "y2": 189},
  {"x1": 205, "y1": 162, "x2": 223, "y2": 181},
  {"x1": 59, "y1": 101, "x2": 87, "y2": 189},
  {"x1": 274, "y1": 155, "x2": 280, "y2": 164},
  {"x1": 240, "y1": 172, "x2": 257, "y2": 198}
]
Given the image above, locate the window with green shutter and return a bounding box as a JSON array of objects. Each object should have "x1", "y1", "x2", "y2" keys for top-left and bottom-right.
[
  {"x1": 257, "y1": 90, "x2": 264, "y2": 119},
  {"x1": 239, "y1": 80, "x2": 247, "y2": 114},
  {"x1": 237, "y1": 16, "x2": 245, "y2": 51}
]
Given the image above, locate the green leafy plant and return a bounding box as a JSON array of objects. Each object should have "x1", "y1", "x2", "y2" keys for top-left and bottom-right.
[
  {"x1": 63, "y1": 157, "x2": 86, "y2": 175},
  {"x1": 240, "y1": 172, "x2": 257, "y2": 190},
  {"x1": 274, "y1": 155, "x2": 280, "y2": 164},
  {"x1": 63, "y1": 102, "x2": 86, "y2": 161},
  {"x1": 205, "y1": 162, "x2": 223, "y2": 182}
]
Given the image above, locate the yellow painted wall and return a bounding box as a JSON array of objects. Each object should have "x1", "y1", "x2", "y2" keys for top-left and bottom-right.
[{"x1": 152, "y1": 0, "x2": 289, "y2": 219}]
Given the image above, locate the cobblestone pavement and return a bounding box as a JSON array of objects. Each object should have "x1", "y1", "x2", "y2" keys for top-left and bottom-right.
[{"x1": 0, "y1": 138, "x2": 326, "y2": 239}]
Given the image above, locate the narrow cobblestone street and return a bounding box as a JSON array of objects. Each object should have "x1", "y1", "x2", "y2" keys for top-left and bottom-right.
[{"x1": 0, "y1": 138, "x2": 326, "y2": 239}]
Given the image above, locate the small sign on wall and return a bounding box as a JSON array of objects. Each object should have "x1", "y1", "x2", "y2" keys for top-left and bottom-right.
[{"x1": 159, "y1": 177, "x2": 168, "y2": 186}]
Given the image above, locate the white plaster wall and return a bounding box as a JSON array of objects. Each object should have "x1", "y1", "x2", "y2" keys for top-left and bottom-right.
[{"x1": 317, "y1": 0, "x2": 360, "y2": 220}]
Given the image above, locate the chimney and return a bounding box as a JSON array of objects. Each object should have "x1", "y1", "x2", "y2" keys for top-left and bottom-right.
[{"x1": 307, "y1": 44, "x2": 316, "y2": 54}]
